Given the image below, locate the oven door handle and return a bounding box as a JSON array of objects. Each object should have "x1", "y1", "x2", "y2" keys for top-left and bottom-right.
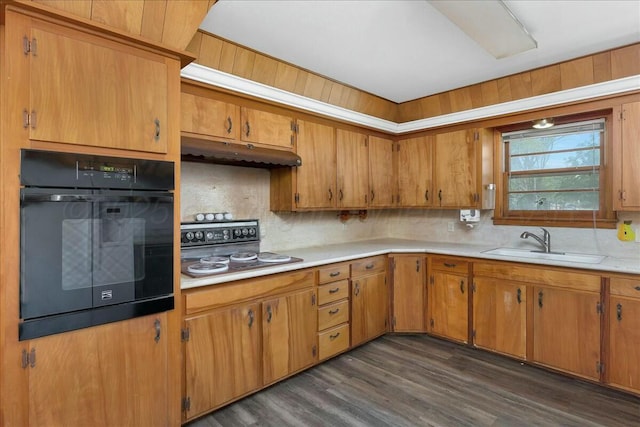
[{"x1": 21, "y1": 194, "x2": 173, "y2": 203}]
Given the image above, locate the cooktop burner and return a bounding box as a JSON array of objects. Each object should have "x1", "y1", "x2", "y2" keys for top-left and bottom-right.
[
  {"x1": 200, "y1": 256, "x2": 230, "y2": 265},
  {"x1": 257, "y1": 252, "x2": 292, "y2": 263},
  {"x1": 230, "y1": 252, "x2": 258, "y2": 262},
  {"x1": 187, "y1": 262, "x2": 229, "y2": 275}
]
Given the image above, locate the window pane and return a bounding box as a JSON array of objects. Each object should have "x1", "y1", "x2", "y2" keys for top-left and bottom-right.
[
  {"x1": 509, "y1": 131, "x2": 601, "y2": 156},
  {"x1": 509, "y1": 171, "x2": 599, "y2": 192},
  {"x1": 510, "y1": 149, "x2": 600, "y2": 172},
  {"x1": 508, "y1": 191, "x2": 599, "y2": 211}
]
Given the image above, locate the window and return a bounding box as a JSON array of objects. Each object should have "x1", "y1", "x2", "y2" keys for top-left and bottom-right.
[{"x1": 495, "y1": 114, "x2": 615, "y2": 228}]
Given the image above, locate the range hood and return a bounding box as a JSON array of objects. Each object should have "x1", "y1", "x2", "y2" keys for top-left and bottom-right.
[{"x1": 181, "y1": 136, "x2": 302, "y2": 169}]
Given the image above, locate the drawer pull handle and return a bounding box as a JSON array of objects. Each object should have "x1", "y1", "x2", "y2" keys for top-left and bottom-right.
[
  {"x1": 634, "y1": 286, "x2": 640, "y2": 291},
  {"x1": 329, "y1": 308, "x2": 340, "y2": 315},
  {"x1": 329, "y1": 287, "x2": 340, "y2": 294},
  {"x1": 444, "y1": 262, "x2": 457, "y2": 268},
  {"x1": 329, "y1": 272, "x2": 341, "y2": 277},
  {"x1": 329, "y1": 332, "x2": 341, "y2": 340},
  {"x1": 365, "y1": 263, "x2": 375, "y2": 270}
]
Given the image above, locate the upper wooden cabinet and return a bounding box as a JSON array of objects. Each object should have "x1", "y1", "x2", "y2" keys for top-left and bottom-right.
[
  {"x1": 434, "y1": 129, "x2": 493, "y2": 208},
  {"x1": 613, "y1": 101, "x2": 640, "y2": 210},
  {"x1": 22, "y1": 16, "x2": 173, "y2": 153},
  {"x1": 181, "y1": 93, "x2": 240, "y2": 141},
  {"x1": 240, "y1": 108, "x2": 295, "y2": 150},
  {"x1": 368, "y1": 136, "x2": 397, "y2": 208},
  {"x1": 396, "y1": 136, "x2": 433, "y2": 207},
  {"x1": 336, "y1": 129, "x2": 369, "y2": 209}
]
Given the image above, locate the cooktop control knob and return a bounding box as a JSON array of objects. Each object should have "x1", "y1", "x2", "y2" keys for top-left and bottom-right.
[
  {"x1": 242, "y1": 228, "x2": 248, "y2": 236},
  {"x1": 249, "y1": 228, "x2": 256, "y2": 236},
  {"x1": 185, "y1": 231, "x2": 194, "y2": 241},
  {"x1": 206, "y1": 231, "x2": 214, "y2": 240},
  {"x1": 234, "y1": 229, "x2": 241, "y2": 236},
  {"x1": 194, "y1": 231, "x2": 204, "y2": 240}
]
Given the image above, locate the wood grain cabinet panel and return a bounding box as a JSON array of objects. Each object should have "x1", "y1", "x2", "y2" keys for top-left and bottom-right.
[
  {"x1": 28, "y1": 20, "x2": 170, "y2": 153},
  {"x1": 181, "y1": 92, "x2": 239, "y2": 140},
  {"x1": 351, "y1": 272, "x2": 388, "y2": 347},
  {"x1": 428, "y1": 270, "x2": 469, "y2": 343},
  {"x1": 613, "y1": 101, "x2": 640, "y2": 210},
  {"x1": 28, "y1": 315, "x2": 169, "y2": 427},
  {"x1": 240, "y1": 107, "x2": 294, "y2": 150},
  {"x1": 368, "y1": 135, "x2": 396, "y2": 208},
  {"x1": 434, "y1": 130, "x2": 477, "y2": 208},
  {"x1": 390, "y1": 255, "x2": 426, "y2": 332},
  {"x1": 336, "y1": 129, "x2": 369, "y2": 208},
  {"x1": 472, "y1": 277, "x2": 526, "y2": 359},
  {"x1": 396, "y1": 136, "x2": 433, "y2": 207},
  {"x1": 532, "y1": 286, "x2": 601, "y2": 380}
]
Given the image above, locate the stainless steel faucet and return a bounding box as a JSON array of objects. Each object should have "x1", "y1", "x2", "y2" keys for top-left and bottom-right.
[{"x1": 520, "y1": 227, "x2": 552, "y2": 253}]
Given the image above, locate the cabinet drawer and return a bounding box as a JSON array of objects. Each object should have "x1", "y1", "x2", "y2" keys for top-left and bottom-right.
[
  {"x1": 318, "y1": 263, "x2": 350, "y2": 284},
  {"x1": 318, "y1": 300, "x2": 349, "y2": 330},
  {"x1": 318, "y1": 324, "x2": 350, "y2": 360},
  {"x1": 351, "y1": 255, "x2": 386, "y2": 277},
  {"x1": 430, "y1": 256, "x2": 469, "y2": 274},
  {"x1": 318, "y1": 280, "x2": 349, "y2": 305},
  {"x1": 610, "y1": 277, "x2": 640, "y2": 299}
]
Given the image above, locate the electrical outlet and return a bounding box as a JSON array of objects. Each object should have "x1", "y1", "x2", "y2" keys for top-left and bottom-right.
[{"x1": 447, "y1": 222, "x2": 455, "y2": 232}]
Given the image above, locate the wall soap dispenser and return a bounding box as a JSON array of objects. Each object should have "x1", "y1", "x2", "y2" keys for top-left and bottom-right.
[{"x1": 617, "y1": 220, "x2": 636, "y2": 242}]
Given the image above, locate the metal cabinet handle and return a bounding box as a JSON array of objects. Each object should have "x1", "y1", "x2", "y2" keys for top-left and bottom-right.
[
  {"x1": 365, "y1": 263, "x2": 375, "y2": 270},
  {"x1": 354, "y1": 282, "x2": 360, "y2": 296},
  {"x1": 226, "y1": 117, "x2": 233, "y2": 134},
  {"x1": 329, "y1": 271, "x2": 341, "y2": 278},
  {"x1": 634, "y1": 286, "x2": 640, "y2": 291},
  {"x1": 425, "y1": 190, "x2": 429, "y2": 201},
  {"x1": 245, "y1": 121, "x2": 250, "y2": 137},
  {"x1": 328, "y1": 188, "x2": 333, "y2": 201},
  {"x1": 248, "y1": 309, "x2": 254, "y2": 327},
  {"x1": 339, "y1": 189, "x2": 343, "y2": 201},
  {"x1": 329, "y1": 332, "x2": 341, "y2": 340},
  {"x1": 371, "y1": 190, "x2": 375, "y2": 201},
  {"x1": 329, "y1": 287, "x2": 340, "y2": 294},
  {"x1": 444, "y1": 262, "x2": 456, "y2": 268},
  {"x1": 154, "y1": 118, "x2": 160, "y2": 141},
  {"x1": 266, "y1": 305, "x2": 272, "y2": 323},
  {"x1": 460, "y1": 280, "x2": 465, "y2": 294},
  {"x1": 438, "y1": 189, "x2": 442, "y2": 202},
  {"x1": 616, "y1": 303, "x2": 622, "y2": 321},
  {"x1": 538, "y1": 291, "x2": 543, "y2": 308},
  {"x1": 416, "y1": 260, "x2": 420, "y2": 272},
  {"x1": 516, "y1": 288, "x2": 522, "y2": 304},
  {"x1": 154, "y1": 318, "x2": 161, "y2": 343},
  {"x1": 329, "y1": 308, "x2": 340, "y2": 315}
]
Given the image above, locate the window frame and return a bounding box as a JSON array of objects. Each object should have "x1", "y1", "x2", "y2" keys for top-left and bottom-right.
[{"x1": 493, "y1": 110, "x2": 616, "y2": 229}]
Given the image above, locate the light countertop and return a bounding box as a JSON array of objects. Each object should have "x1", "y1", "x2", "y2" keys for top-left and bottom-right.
[{"x1": 181, "y1": 238, "x2": 640, "y2": 290}]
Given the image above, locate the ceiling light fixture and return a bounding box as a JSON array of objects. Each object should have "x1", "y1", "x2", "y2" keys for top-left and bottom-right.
[
  {"x1": 428, "y1": 0, "x2": 537, "y2": 59},
  {"x1": 532, "y1": 118, "x2": 554, "y2": 129}
]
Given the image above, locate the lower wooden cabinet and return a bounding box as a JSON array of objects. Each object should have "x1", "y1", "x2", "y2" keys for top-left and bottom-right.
[
  {"x1": 390, "y1": 254, "x2": 426, "y2": 332},
  {"x1": 351, "y1": 257, "x2": 388, "y2": 347},
  {"x1": 607, "y1": 277, "x2": 640, "y2": 393},
  {"x1": 428, "y1": 256, "x2": 469, "y2": 343},
  {"x1": 532, "y1": 285, "x2": 601, "y2": 380},
  {"x1": 28, "y1": 314, "x2": 169, "y2": 427},
  {"x1": 472, "y1": 277, "x2": 526, "y2": 359}
]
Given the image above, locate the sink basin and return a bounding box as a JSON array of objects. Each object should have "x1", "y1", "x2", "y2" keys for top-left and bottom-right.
[{"x1": 483, "y1": 248, "x2": 606, "y2": 264}]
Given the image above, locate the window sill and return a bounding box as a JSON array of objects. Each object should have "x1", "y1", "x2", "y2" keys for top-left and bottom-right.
[{"x1": 492, "y1": 216, "x2": 617, "y2": 229}]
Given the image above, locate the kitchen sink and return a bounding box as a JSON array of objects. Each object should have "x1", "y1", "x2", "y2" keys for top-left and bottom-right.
[{"x1": 482, "y1": 247, "x2": 606, "y2": 264}]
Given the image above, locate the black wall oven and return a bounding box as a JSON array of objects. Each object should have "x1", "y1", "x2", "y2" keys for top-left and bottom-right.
[{"x1": 19, "y1": 149, "x2": 175, "y2": 340}]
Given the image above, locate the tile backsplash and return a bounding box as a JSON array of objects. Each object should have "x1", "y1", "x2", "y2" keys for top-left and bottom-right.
[{"x1": 181, "y1": 162, "x2": 640, "y2": 259}]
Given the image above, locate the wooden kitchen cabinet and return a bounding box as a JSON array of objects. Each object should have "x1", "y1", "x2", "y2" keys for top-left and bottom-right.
[
  {"x1": 607, "y1": 276, "x2": 640, "y2": 393},
  {"x1": 263, "y1": 288, "x2": 318, "y2": 385},
  {"x1": 533, "y1": 285, "x2": 601, "y2": 380},
  {"x1": 336, "y1": 129, "x2": 369, "y2": 208},
  {"x1": 24, "y1": 16, "x2": 173, "y2": 153},
  {"x1": 613, "y1": 101, "x2": 640, "y2": 210},
  {"x1": 271, "y1": 119, "x2": 336, "y2": 210},
  {"x1": 428, "y1": 256, "x2": 470, "y2": 343},
  {"x1": 472, "y1": 273, "x2": 527, "y2": 359},
  {"x1": 181, "y1": 92, "x2": 240, "y2": 140},
  {"x1": 317, "y1": 263, "x2": 351, "y2": 360},
  {"x1": 27, "y1": 315, "x2": 169, "y2": 427},
  {"x1": 240, "y1": 107, "x2": 295, "y2": 150},
  {"x1": 396, "y1": 136, "x2": 433, "y2": 207},
  {"x1": 351, "y1": 256, "x2": 388, "y2": 347},
  {"x1": 390, "y1": 254, "x2": 426, "y2": 332},
  {"x1": 368, "y1": 135, "x2": 397, "y2": 208}
]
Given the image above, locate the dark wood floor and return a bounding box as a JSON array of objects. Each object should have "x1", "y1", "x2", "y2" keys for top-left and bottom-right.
[{"x1": 188, "y1": 335, "x2": 640, "y2": 427}]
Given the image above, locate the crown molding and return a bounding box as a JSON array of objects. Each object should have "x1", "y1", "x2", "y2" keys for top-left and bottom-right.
[{"x1": 181, "y1": 63, "x2": 640, "y2": 134}]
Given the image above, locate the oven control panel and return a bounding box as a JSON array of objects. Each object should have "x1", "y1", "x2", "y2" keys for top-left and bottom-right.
[{"x1": 180, "y1": 220, "x2": 259, "y2": 247}]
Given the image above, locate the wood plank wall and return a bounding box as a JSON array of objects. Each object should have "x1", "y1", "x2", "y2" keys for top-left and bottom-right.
[
  {"x1": 29, "y1": 0, "x2": 215, "y2": 50},
  {"x1": 187, "y1": 30, "x2": 639, "y2": 125}
]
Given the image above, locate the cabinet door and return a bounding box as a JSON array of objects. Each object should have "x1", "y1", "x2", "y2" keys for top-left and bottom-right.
[
  {"x1": 368, "y1": 136, "x2": 396, "y2": 207},
  {"x1": 295, "y1": 120, "x2": 336, "y2": 208},
  {"x1": 434, "y1": 130, "x2": 477, "y2": 207},
  {"x1": 391, "y1": 255, "x2": 425, "y2": 332},
  {"x1": 241, "y1": 107, "x2": 294, "y2": 150},
  {"x1": 533, "y1": 286, "x2": 601, "y2": 380},
  {"x1": 352, "y1": 272, "x2": 388, "y2": 347},
  {"x1": 263, "y1": 288, "x2": 318, "y2": 385},
  {"x1": 336, "y1": 129, "x2": 369, "y2": 208},
  {"x1": 429, "y1": 272, "x2": 469, "y2": 343},
  {"x1": 181, "y1": 92, "x2": 239, "y2": 140},
  {"x1": 608, "y1": 296, "x2": 640, "y2": 393},
  {"x1": 473, "y1": 277, "x2": 526, "y2": 358},
  {"x1": 28, "y1": 315, "x2": 168, "y2": 426},
  {"x1": 616, "y1": 102, "x2": 640, "y2": 209},
  {"x1": 29, "y1": 21, "x2": 169, "y2": 153},
  {"x1": 397, "y1": 136, "x2": 433, "y2": 207},
  {"x1": 184, "y1": 303, "x2": 261, "y2": 419}
]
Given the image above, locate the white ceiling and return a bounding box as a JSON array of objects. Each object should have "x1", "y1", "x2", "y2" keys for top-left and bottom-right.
[{"x1": 200, "y1": 0, "x2": 640, "y2": 104}]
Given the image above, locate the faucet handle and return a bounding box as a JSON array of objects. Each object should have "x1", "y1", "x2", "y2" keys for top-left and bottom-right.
[{"x1": 540, "y1": 227, "x2": 549, "y2": 236}]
